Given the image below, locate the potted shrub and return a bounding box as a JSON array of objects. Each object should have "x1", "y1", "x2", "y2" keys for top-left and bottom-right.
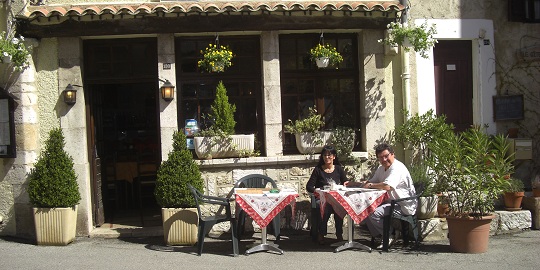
[
  {"x1": 284, "y1": 106, "x2": 331, "y2": 154},
  {"x1": 503, "y1": 177, "x2": 525, "y2": 210},
  {"x1": 197, "y1": 43, "x2": 234, "y2": 73},
  {"x1": 193, "y1": 81, "x2": 255, "y2": 159},
  {"x1": 154, "y1": 130, "x2": 204, "y2": 245},
  {"x1": 425, "y1": 126, "x2": 514, "y2": 253},
  {"x1": 408, "y1": 162, "x2": 438, "y2": 219},
  {"x1": 309, "y1": 43, "x2": 343, "y2": 68},
  {"x1": 393, "y1": 110, "x2": 454, "y2": 219},
  {"x1": 532, "y1": 177, "x2": 540, "y2": 197},
  {"x1": 329, "y1": 126, "x2": 356, "y2": 160},
  {"x1": 28, "y1": 128, "x2": 81, "y2": 245},
  {"x1": 379, "y1": 21, "x2": 437, "y2": 59}
]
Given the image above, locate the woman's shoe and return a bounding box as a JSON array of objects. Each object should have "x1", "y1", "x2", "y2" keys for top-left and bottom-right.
[
  {"x1": 336, "y1": 234, "x2": 343, "y2": 241},
  {"x1": 318, "y1": 234, "x2": 326, "y2": 245}
]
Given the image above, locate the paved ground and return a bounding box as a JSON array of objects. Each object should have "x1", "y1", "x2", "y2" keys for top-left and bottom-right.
[{"x1": 1, "y1": 228, "x2": 539, "y2": 270}]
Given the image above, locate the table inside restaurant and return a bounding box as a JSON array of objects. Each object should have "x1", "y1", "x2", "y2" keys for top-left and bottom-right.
[
  {"x1": 115, "y1": 162, "x2": 138, "y2": 183},
  {"x1": 234, "y1": 188, "x2": 299, "y2": 255},
  {"x1": 316, "y1": 187, "x2": 388, "y2": 253}
]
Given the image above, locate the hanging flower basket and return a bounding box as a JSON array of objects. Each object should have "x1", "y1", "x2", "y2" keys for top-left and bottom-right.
[
  {"x1": 0, "y1": 31, "x2": 31, "y2": 72},
  {"x1": 379, "y1": 21, "x2": 437, "y2": 59},
  {"x1": 309, "y1": 43, "x2": 343, "y2": 68},
  {"x1": 197, "y1": 43, "x2": 234, "y2": 73}
]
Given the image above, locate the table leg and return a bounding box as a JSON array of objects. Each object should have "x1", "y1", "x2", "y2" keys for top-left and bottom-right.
[
  {"x1": 245, "y1": 227, "x2": 284, "y2": 255},
  {"x1": 334, "y1": 215, "x2": 372, "y2": 253}
]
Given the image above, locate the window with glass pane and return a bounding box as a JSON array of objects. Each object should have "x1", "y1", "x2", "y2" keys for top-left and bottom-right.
[
  {"x1": 280, "y1": 34, "x2": 359, "y2": 154},
  {"x1": 175, "y1": 36, "x2": 262, "y2": 152}
]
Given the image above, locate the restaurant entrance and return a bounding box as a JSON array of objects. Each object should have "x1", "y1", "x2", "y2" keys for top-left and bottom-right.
[{"x1": 84, "y1": 38, "x2": 161, "y2": 227}]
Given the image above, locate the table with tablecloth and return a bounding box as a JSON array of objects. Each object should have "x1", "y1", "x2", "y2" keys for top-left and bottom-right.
[
  {"x1": 316, "y1": 187, "x2": 388, "y2": 252},
  {"x1": 234, "y1": 189, "x2": 298, "y2": 255}
]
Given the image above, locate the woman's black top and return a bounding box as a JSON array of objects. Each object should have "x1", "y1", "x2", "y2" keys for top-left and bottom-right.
[{"x1": 306, "y1": 165, "x2": 347, "y2": 193}]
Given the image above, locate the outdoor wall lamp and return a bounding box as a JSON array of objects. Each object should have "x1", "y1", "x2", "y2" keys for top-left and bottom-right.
[
  {"x1": 160, "y1": 79, "x2": 175, "y2": 101},
  {"x1": 63, "y1": 84, "x2": 78, "y2": 105}
]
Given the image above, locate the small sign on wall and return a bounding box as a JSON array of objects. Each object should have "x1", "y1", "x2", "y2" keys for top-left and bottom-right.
[{"x1": 493, "y1": 94, "x2": 524, "y2": 121}]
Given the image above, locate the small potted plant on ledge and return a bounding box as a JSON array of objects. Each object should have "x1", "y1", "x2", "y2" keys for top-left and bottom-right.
[
  {"x1": 426, "y1": 125, "x2": 514, "y2": 253},
  {"x1": 28, "y1": 128, "x2": 81, "y2": 246},
  {"x1": 193, "y1": 81, "x2": 255, "y2": 159},
  {"x1": 379, "y1": 21, "x2": 437, "y2": 59},
  {"x1": 503, "y1": 177, "x2": 525, "y2": 211},
  {"x1": 154, "y1": 130, "x2": 204, "y2": 245},
  {"x1": 309, "y1": 43, "x2": 343, "y2": 68},
  {"x1": 197, "y1": 42, "x2": 234, "y2": 73},
  {"x1": 0, "y1": 30, "x2": 32, "y2": 90},
  {"x1": 284, "y1": 106, "x2": 331, "y2": 154}
]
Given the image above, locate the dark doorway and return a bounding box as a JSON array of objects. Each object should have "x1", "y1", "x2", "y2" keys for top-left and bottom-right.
[
  {"x1": 84, "y1": 38, "x2": 161, "y2": 227},
  {"x1": 433, "y1": 40, "x2": 473, "y2": 132}
]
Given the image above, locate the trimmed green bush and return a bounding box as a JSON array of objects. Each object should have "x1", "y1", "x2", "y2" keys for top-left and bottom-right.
[
  {"x1": 28, "y1": 128, "x2": 81, "y2": 208},
  {"x1": 211, "y1": 81, "x2": 236, "y2": 135},
  {"x1": 154, "y1": 131, "x2": 204, "y2": 208}
]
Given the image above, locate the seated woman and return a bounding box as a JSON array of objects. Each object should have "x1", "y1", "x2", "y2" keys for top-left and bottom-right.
[{"x1": 306, "y1": 145, "x2": 347, "y2": 244}]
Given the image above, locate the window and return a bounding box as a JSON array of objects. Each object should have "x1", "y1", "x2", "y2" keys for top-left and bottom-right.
[
  {"x1": 280, "y1": 34, "x2": 359, "y2": 154},
  {"x1": 175, "y1": 36, "x2": 263, "y2": 152},
  {"x1": 509, "y1": 0, "x2": 540, "y2": 22},
  {"x1": 0, "y1": 91, "x2": 16, "y2": 158}
]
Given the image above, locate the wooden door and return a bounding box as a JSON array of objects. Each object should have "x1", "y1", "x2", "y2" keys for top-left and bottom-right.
[
  {"x1": 86, "y1": 87, "x2": 105, "y2": 226},
  {"x1": 433, "y1": 40, "x2": 473, "y2": 132}
]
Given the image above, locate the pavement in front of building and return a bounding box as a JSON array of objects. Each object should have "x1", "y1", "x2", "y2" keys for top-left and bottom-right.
[{"x1": 1, "y1": 228, "x2": 539, "y2": 270}]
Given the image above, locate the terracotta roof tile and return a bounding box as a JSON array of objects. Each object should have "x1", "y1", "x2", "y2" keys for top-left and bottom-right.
[{"x1": 22, "y1": 1, "x2": 404, "y2": 19}]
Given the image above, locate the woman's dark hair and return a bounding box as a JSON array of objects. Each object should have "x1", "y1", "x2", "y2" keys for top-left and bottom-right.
[{"x1": 317, "y1": 145, "x2": 341, "y2": 166}]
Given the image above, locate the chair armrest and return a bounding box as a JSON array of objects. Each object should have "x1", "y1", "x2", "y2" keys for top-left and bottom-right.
[{"x1": 309, "y1": 193, "x2": 318, "y2": 208}]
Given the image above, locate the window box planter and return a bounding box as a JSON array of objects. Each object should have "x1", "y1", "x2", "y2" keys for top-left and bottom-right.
[
  {"x1": 194, "y1": 134, "x2": 255, "y2": 159},
  {"x1": 294, "y1": 131, "x2": 332, "y2": 154}
]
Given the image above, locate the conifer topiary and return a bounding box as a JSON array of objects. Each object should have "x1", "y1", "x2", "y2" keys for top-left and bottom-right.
[
  {"x1": 210, "y1": 81, "x2": 236, "y2": 135},
  {"x1": 154, "y1": 131, "x2": 204, "y2": 208},
  {"x1": 28, "y1": 128, "x2": 81, "y2": 208}
]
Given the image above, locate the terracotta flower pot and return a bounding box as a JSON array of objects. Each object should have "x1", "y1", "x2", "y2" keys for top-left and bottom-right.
[
  {"x1": 503, "y1": 191, "x2": 525, "y2": 210},
  {"x1": 447, "y1": 215, "x2": 494, "y2": 253},
  {"x1": 533, "y1": 188, "x2": 540, "y2": 197}
]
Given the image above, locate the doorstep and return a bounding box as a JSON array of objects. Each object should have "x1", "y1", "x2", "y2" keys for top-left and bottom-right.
[{"x1": 90, "y1": 225, "x2": 163, "y2": 238}]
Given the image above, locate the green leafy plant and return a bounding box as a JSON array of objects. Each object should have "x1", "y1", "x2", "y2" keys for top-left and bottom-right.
[
  {"x1": 211, "y1": 81, "x2": 236, "y2": 135},
  {"x1": 154, "y1": 131, "x2": 204, "y2": 208},
  {"x1": 505, "y1": 177, "x2": 524, "y2": 193},
  {"x1": 197, "y1": 43, "x2": 234, "y2": 73},
  {"x1": 284, "y1": 106, "x2": 324, "y2": 134},
  {"x1": 309, "y1": 43, "x2": 343, "y2": 67},
  {"x1": 28, "y1": 128, "x2": 81, "y2": 208},
  {"x1": 0, "y1": 30, "x2": 31, "y2": 71},
  {"x1": 394, "y1": 109, "x2": 454, "y2": 166},
  {"x1": 425, "y1": 126, "x2": 514, "y2": 217},
  {"x1": 407, "y1": 162, "x2": 435, "y2": 196},
  {"x1": 379, "y1": 21, "x2": 437, "y2": 59},
  {"x1": 330, "y1": 126, "x2": 356, "y2": 160}
]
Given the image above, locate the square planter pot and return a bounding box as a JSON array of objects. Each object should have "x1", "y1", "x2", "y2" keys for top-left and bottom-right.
[
  {"x1": 194, "y1": 134, "x2": 254, "y2": 159},
  {"x1": 33, "y1": 206, "x2": 78, "y2": 246},
  {"x1": 162, "y1": 208, "x2": 198, "y2": 246},
  {"x1": 294, "y1": 131, "x2": 332, "y2": 154}
]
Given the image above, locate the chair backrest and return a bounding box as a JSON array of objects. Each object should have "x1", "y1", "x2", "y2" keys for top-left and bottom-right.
[
  {"x1": 234, "y1": 174, "x2": 277, "y2": 189},
  {"x1": 188, "y1": 184, "x2": 203, "y2": 216},
  {"x1": 136, "y1": 152, "x2": 159, "y2": 179}
]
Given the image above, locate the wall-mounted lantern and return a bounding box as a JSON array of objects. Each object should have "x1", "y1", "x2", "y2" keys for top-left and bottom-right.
[
  {"x1": 63, "y1": 84, "x2": 77, "y2": 105},
  {"x1": 160, "y1": 80, "x2": 175, "y2": 101}
]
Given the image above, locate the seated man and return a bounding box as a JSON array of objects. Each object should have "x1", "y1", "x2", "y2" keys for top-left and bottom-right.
[{"x1": 345, "y1": 143, "x2": 416, "y2": 248}]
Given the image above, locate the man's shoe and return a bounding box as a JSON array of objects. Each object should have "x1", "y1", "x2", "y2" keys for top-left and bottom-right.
[{"x1": 377, "y1": 237, "x2": 395, "y2": 249}]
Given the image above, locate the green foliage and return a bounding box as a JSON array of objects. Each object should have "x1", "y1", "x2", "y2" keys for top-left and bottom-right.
[
  {"x1": 210, "y1": 81, "x2": 236, "y2": 135},
  {"x1": 330, "y1": 126, "x2": 356, "y2": 161},
  {"x1": 425, "y1": 126, "x2": 514, "y2": 217},
  {"x1": 394, "y1": 109, "x2": 454, "y2": 165},
  {"x1": 284, "y1": 106, "x2": 324, "y2": 134},
  {"x1": 28, "y1": 128, "x2": 81, "y2": 208},
  {"x1": 379, "y1": 21, "x2": 437, "y2": 59},
  {"x1": 407, "y1": 162, "x2": 435, "y2": 196},
  {"x1": 505, "y1": 177, "x2": 525, "y2": 192},
  {"x1": 154, "y1": 131, "x2": 204, "y2": 208},
  {"x1": 0, "y1": 31, "x2": 31, "y2": 71}
]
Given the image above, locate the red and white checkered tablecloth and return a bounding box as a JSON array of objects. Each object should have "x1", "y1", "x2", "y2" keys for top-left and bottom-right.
[
  {"x1": 317, "y1": 189, "x2": 388, "y2": 224},
  {"x1": 235, "y1": 191, "x2": 299, "y2": 228}
]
